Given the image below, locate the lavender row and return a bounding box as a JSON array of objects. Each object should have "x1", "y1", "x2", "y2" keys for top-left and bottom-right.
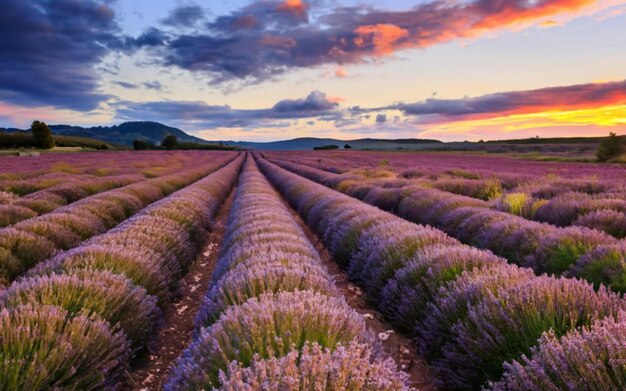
[
  {"x1": 267, "y1": 150, "x2": 626, "y2": 183},
  {"x1": 0, "y1": 150, "x2": 219, "y2": 183},
  {"x1": 0, "y1": 155, "x2": 244, "y2": 390},
  {"x1": 496, "y1": 189, "x2": 626, "y2": 238},
  {"x1": 257, "y1": 156, "x2": 626, "y2": 390},
  {"x1": 0, "y1": 153, "x2": 239, "y2": 287},
  {"x1": 0, "y1": 173, "x2": 145, "y2": 227},
  {"x1": 270, "y1": 153, "x2": 626, "y2": 237},
  {"x1": 167, "y1": 157, "x2": 410, "y2": 390},
  {"x1": 269, "y1": 158, "x2": 626, "y2": 293}
]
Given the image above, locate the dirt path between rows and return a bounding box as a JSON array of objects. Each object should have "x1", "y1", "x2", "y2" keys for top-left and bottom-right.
[
  {"x1": 281, "y1": 199, "x2": 438, "y2": 390},
  {"x1": 123, "y1": 186, "x2": 236, "y2": 391}
]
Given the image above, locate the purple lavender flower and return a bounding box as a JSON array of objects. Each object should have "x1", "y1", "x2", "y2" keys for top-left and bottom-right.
[
  {"x1": 167, "y1": 290, "x2": 374, "y2": 390},
  {"x1": 569, "y1": 243, "x2": 626, "y2": 292},
  {"x1": 218, "y1": 341, "x2": 411, "y2": 391},
  {"x1": 379, "y1": 244, "x2": 505, "y2": 333},
  {"x1": 573, "y1": 209, "x2": 626, "y2": 239},
  {"x1": 491, "y1": 311, "x2": 626, "y2": 391},
  {"x1": 1, "y1": 269, "x2": 160, "y2": 348},
  {"x1": 435, "y1": 276, "x2": 625, "y2": 389},
  {"x1": 0, "y1": 304, "x2": 130, "y2": 390}
]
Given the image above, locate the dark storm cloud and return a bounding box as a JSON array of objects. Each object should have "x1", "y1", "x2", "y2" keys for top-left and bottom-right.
[
  {"x1": 0, "y1": 0, "x2": 121, "y2": 110},
  {"x1": 114, "y1": 90, "x2": 340, "y2": 128},
  {"x1": 145, "y1": 0, "x2": 600, "y2": 85}
]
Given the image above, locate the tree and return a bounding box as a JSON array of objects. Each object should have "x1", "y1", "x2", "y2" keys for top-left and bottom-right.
[
  {"x1": 597, "y1": 132, "x2": 626, "y2": 162},
  {"x1": 161, "y1": 134, "x2": 178, "y2": 150},
  {"x1": 313, "y1": 144, "x2": 339, "y2": 150},
  {"x1": 132, "y1": 139, "x2": 157, "y2": 150},
  {"x1": 31, "y1": 120, "x2": 54, "y2": 149},
  {"x1": 344, "y1": 144, "x2": 352, "y2": 149}
]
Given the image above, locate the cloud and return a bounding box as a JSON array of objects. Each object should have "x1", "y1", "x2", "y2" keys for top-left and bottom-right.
[
  {"x1": 272, "y1": 91, "x2": 339, "y2": 113},
  {"x1": 113, "y1": 81, "x2": 138, "y2": 89},
  {"x1": 142, "y1": 81, "x2": 163, "y2": 91},
  {"x1": 114, "y1": 90, "x2": 341, "y2": 129},
  {"x1": 144, "y1": 0, "x2": 607, "y2": 85},
  {"x1": 335, "y1": 67, "x2": 348, "y2": 78},
  {"x1": 376, "y1": 113, "x2": 387, "y2": 123},
  {"x1": 276, "y1": 0, "x2": 309, "y2": 19},
  {"x1": 391, "y1": 80, "x2": 626, "y2": 121},
  {"x1": 162, "y1": 4, "x2": 206, "y2": 27},
  {"x1": 0, "y1": 0, "x2": 120, "y2": 111},
  {"x1": 354, "y1": 24, "x2": 409, "y2": 56}
]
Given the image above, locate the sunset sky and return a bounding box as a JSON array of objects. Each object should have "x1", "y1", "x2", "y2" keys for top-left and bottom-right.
[{"x1": 1, "y1": 0, "x2": 625, "y2": 142}]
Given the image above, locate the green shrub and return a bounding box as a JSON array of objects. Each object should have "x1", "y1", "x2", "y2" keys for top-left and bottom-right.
[{"x1": 597, "y1": 132, "x2": 626, "y2": 162}]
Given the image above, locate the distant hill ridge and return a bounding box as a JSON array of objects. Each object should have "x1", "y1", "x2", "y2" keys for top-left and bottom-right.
[
  {"x1": 0, "y1": 121, "x2": 608, "y2": 150},
  {"x1": 1, "y1": 121, "x2": 207, "y2": 146},
  {"x1": 0, "y1": 121, "x2": 444, "y2": 150}
]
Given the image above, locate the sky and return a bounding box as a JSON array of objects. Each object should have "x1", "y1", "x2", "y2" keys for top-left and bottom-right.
[{"x1": 0, "y1": 0, "x2": 625, "y2": 142}]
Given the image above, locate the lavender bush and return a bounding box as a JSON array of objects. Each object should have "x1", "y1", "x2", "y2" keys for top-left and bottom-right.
[
  {"x1": 491, "y1": 311, "x2": 626, "y2": 391},
  {"x1": 1, "y1": 270, "x2": 160, "y2": 348},
  {"x1": 379, "y1": 245, "x2": 505, "y2": 332},
  {"x1": 569, "y1": 243, "x2": 626, "y2": 292},
  {"x1": 218, "y1": 341, "x2": 411, "y2": 391},
  {"x1": 573, "y1": 209, "x2": 626, "y2": 238},
  {"x1": 0, "y1": 305, "x2": 129, "y2": 390},
  {"x1": 31, "y1": 245, "x2": 172, "y2": 305},
  {"x1": 349, "y1": 222, "x2": 459, "y2": 301},
  {"x1": 529, "y1": 226, "x2": 615, "y2": 274},
  {"x1": 416, "y1": 263, "x2": 536, "y2": 361},
  {"x1": 167, "y1": 290, "x2": 374, "y2": 389},
  {"x1": 435, "y1": 276, "x2": 625, "y2": 389},
  {"x1": 197, "y1": 261, "x2": 335, "y2": 329},
  {"x1": 0, "y1": 205, "x2": 37, "y2": 227},
  {"x1": 0, "y1": 228, "x2": 56, "y2": 282}
]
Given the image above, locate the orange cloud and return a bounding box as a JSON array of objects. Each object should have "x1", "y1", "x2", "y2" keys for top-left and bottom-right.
[
  {"x1": 417, "y1": 105, "x2": 626, "y2": 140},
  {"x1": 354, "y1": 24, "x2": 409, "y2": 55},
  {"x1": 394, "y1": 80, "x2": 626, "y2": 122},
  {"x1": 352, "y1": 0, "x2": 606, "y2": 59},
  {"x1": 335, "y1": 67, "x2": 348, "y2": 78},
  {"x1": 539, "y1": 20, "x2": 560, "y2": 27},
  {"x1": 472, "y1": 0, "x2": 596, "y2": 31},
  {"x1": 277, "y1": 0, "x2": 308, "y2": 17},
  {"x1": 327, "y1": 95, "x2": 346, "y2": 104}
]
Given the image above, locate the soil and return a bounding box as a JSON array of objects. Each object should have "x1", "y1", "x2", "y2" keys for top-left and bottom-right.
[
  {"x1": 123, "y1": 186, "x2": 236, "y2": 391},
  {"x1": 282, "y1": 198, "x2": 439, "y2": 391}
]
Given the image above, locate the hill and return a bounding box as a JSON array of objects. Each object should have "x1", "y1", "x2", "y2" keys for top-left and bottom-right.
[
  {"x1": 0, "y1": 121, "x2": 612, "y2": 152},
  {"x1": 0, "y1": 130, "x2": 121, "y2": 150},
  {"x1": 48, "y1": 122, "x2": 208, "y2": 146},
  {"x1": 218, "y1": 137, "x2": 443, "y2": 151},
  {"x1": 1, "y1": 121, "x2": 207, "y2": 146},
  {"x1": 487, "y1": 136, "x2": 605, "y2": 144}
]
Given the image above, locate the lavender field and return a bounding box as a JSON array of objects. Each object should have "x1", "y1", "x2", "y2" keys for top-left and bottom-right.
[{"x1": 0, "y1": 149, "x2": 625, "y2": 390}]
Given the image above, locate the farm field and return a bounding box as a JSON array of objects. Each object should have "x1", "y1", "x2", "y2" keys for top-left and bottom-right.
[{"x1": 0, "y1": 149, "x2": 625, "y2": 391}]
